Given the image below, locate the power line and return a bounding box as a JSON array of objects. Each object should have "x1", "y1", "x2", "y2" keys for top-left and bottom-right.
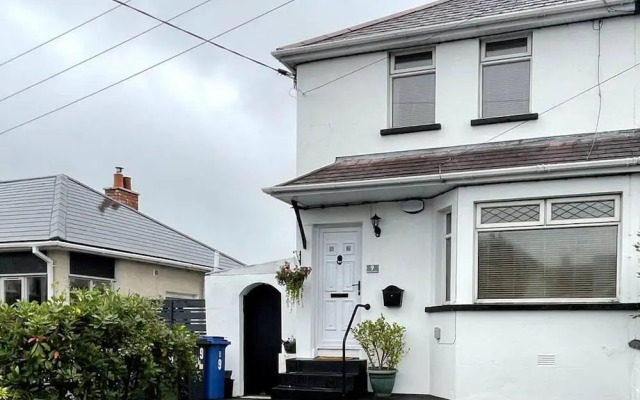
[
  {"x1": 601, "y1": 0, "x2": 632, "y2": 13},
  {"x1": 0, "y1": 0, "x2": 132, "y2": 69},
  {"x1": 0, "y1": 0, "x2": 296, "y2": 138},
  {"x1": 0, "y1": 0, "x2": 214, "y2": 104},
  {"x1": 112, "y1": 0, "x2": 293, "y2": 78},
  {"x1": 438, "y1": 59, "x2": 640, "y2": 170},
  {"x1": 301, "y1": 57, "x2": 386, "y2": 94},
  {"x1": 299, "y1": 0, "x2": 511, "y2": 95}
]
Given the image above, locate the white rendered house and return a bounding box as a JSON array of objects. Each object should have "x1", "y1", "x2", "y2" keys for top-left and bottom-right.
[{"x1": 214, "y1": 1, "x2": 640, "y2": 399}]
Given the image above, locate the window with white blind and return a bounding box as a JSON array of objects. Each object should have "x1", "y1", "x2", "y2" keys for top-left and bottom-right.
[
  {"x1": 476, "y1": 196, "x2": 619, "y2": 301},
  {"x1": 481, "y1": 36, "x2": 531, "y2": 118},
  {"x1": 390, "y1": 50, "x2": 435, "y2": 128}
]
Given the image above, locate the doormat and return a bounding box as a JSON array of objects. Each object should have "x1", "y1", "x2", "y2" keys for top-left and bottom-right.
[{"x1": 314, "y1": 356, "x2": 358, "y2": 361}]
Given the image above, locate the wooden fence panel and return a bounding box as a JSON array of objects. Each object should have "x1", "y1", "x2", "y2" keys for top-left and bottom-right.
[{"x1": 160, "y1": 299, "x2": 206, "y2": 335}]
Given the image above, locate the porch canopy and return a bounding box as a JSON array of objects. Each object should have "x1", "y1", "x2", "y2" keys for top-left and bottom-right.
[{"x1": 263, "y1": 129, "x2": 640, "y2": 208}]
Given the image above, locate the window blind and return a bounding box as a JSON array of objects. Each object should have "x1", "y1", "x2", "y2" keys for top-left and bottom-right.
[
  {"x1": 392, "y1": 73, "x2": 435, "y2": 127},
  {"x1": 395, "y1": 52, "x2": 433, "y2": 70},
  {"x1": 0, "y1": 252, "x2": 47, "y2": 274},
  {"x1": 482, "y1": 60, "x2": 530, "y2": 118},
  {"x1": 478, "y1": 226, "x2": 617, "y2": 299},
  {"x1": 485, "y1": 38, "x2": 528, "y2": 58},
  {"x1": 70, "y1": 252, "x2": 115, "y2": 279}
]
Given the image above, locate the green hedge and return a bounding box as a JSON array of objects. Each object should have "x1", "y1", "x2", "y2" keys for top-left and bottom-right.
[{"x1": 0, "y1": 289, "x2": 198, "y2": 400}]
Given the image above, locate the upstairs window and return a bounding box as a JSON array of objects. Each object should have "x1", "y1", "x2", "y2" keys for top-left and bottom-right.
[
  {"x1": 476, "y1": 196, "x2": 619, "y2": 301},
  {"x1": 481, "y1": 36, "x2": 531, "y2": 118},
  {"x1": 390, "y1": 50, "x2": 436, "y2": 128}
]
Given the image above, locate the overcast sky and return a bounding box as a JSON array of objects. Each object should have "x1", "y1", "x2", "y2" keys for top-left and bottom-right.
[{"x1": 0, "y1": 0, "x2": 427, "y2": 265}]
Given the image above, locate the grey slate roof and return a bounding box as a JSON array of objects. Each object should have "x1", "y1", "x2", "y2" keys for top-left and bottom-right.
[
  {"x1": 278, "y1": 0, "x2": 596, "y2": 50},
  {"x1": 278, "y1": 129, "x2": 640, "y2": 186},
  {"x1": 0, "y1": 175, "x2": 244, "y2": 270}
]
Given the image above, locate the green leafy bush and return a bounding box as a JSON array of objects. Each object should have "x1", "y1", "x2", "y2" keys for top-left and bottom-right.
[
  {"x1": 352, "y1": 315, "x2": 407, "y2": 370},
  {"x1": 0, "y1": 289, "x2": 198, "y2": 400}
]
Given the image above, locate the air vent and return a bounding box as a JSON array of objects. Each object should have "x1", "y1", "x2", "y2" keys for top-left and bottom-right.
[{"x1": 537, "y1": 354, "x2": 556, "y2": 366}]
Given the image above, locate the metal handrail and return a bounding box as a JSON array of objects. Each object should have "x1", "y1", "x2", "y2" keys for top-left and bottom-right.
[{"x1": 342, "y1": 303, "x2": 370, "y2": 399}]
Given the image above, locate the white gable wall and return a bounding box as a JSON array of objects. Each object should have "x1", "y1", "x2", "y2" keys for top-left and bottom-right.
[{"x1": 295, "y1": 16, "x2": 640, "y2": 175}]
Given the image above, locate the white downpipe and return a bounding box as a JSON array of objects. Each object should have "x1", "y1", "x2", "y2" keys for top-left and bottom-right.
[
  {"x1": 263, "y1": 157, "x2": 640, "y2": 197},
  {"x1": 32, "y1": 247, "x2": 54, "y2": 300},
  {"x1": 0, "y1": 241, "x2": 219, "y2": 273}
]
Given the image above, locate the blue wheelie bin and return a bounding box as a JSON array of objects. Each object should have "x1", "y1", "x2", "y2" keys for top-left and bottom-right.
[{"x1": 197, "y1": 336, "x2": 231, "y2": 400}]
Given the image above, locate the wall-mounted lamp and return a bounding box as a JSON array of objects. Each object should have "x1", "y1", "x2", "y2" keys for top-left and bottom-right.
[{"x1": 370, "y1": 214, "x2": 382, "y2": 237}]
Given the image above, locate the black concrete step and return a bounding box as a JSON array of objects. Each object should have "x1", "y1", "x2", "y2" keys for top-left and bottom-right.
[
  {"x1": 271, "y1": 386, "x2": 357, "y2": 400},
  {"x1": 286, "y1": 358, "x2": 367, "y2": 375},
  {"x1": 278, "y1": 372, "x2": 357, "y2": 391}
]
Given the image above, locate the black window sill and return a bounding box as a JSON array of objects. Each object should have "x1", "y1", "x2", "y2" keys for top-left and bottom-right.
[
  {"x1": 380, "y1": 123, "x2": 442, "y2": 136},
  {"x1": 425, "y1": 302, "x2": 640, "y2": 313},
  {"x1": 470, "y1": 113, "x2": 538, "y2": 126}
]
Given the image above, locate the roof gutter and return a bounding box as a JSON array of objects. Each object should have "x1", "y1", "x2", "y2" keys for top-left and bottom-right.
[
  {"x1": 0, "y1": 241, "x2": 219, "y2": 273},
  {"x1": 274, "y1": 0, "x2": 634, "y2": 70},
  {"x1": 263, "y1": 157, "x2": 640, "y2": 200}
]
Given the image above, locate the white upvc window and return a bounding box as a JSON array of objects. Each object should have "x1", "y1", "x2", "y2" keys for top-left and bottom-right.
[
  {"x1": 475, "y1": 195, "x2": 620, "y2": 302},
  {"x1": 390, "y1": 49, "x2": 436, "y2": 128},
  {"x1": 0, "y1": 275, "x2": 47, "y2": 304},
  {"x1": 480, "y1": 35, "x2": 532, "y2": 118},
  {"x1": 69, "y1": 274, "x2": 114, "y2": 291},
  {"x1": 444, "y1": 212, "x2": 452, "y2": 303}
]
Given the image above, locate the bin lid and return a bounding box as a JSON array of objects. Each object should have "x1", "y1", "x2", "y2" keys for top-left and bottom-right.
[{"x1": 197, "y1": 336, "x2": 231, "y2": 346}]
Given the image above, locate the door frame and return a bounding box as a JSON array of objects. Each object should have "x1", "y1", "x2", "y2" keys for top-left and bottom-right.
[
  {"x1": 243, "y1": 283, "x2": 282, "y2": 396},
  {"x1": 313, "y1": 224, "x2": 363, "y2": 351}
]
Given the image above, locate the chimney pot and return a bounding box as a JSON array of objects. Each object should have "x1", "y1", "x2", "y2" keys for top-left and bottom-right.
[
  {"x1": 113, "y1": 167, "x2": 124, "y2": 188},
  {"x1": 105, "y1": 168, "x2": 139, "y2": 210}
]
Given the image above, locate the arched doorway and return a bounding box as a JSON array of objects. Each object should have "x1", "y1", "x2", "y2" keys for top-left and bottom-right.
[{"x1": 244, "y1": 284, "x2": 282, "y2": 396}]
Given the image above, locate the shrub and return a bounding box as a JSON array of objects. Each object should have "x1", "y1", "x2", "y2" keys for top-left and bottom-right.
[
  {"x1": 0, "y1": 289, "x2": 198, "y2": 400},
  {"x1": 351, "y1": 315, "x2": 407, "y2": 370}
]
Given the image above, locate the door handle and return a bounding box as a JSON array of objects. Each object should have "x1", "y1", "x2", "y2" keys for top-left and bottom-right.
[{"x1": 351, "y1": 281, "x2": 361, "y2": 296}]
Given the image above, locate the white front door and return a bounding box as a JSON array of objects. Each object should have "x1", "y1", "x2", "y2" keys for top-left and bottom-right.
[{"x1": 317, "y1": 227, "x2": 362, "y2": 350}]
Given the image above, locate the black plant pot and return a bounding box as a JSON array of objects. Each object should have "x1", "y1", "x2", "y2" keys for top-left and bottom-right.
[{"x1": 283, "y1": 342, "x2": 296, "y2": 354}]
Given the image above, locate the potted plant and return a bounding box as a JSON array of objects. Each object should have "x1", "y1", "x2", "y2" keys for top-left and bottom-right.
[
  {"x1": 275, "y1": 261, "x2": 312, "y2": 307},
  {"x1": 282, "y1": 336, "x2": 296, "y2": 354},
  {"x1": 352, "y1": 315, "x2": 407, "y2": 397}
]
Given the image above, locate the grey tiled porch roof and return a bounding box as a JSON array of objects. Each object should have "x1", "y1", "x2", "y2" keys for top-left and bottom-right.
[
  {"x1": 278, "y1": 0, "x2": 592, "y2": 50},
  {"x1": 279, "y1": 130, "x2": 640, "y2": 186},
  {"x1": 0, "y1": 175, "x2": 244, "y2": 270}
]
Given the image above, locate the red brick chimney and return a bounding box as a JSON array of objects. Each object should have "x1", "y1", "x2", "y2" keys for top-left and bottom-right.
[{"x1": 104, "y1": 167, "x2": 139, "y2": 210}]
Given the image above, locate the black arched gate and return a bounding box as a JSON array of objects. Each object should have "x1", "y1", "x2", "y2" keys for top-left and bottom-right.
[{"x1": 244, "y1": 284, "x2": 282, "y2": 396}]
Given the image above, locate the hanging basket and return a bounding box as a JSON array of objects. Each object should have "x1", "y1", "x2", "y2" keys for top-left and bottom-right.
[{"x1": 275, "y1": 261, "x2": 312, "y2": 307}]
